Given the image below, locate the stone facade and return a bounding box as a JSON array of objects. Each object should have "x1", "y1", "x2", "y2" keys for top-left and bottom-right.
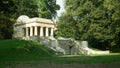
[
  {"x1": 13, "y1": 15, "x2": 109, "y2": 55},
  {"x1": 13, "y1": 15, "x2": 55, "y2": 39},
  {"x1": 51, "y1": 38, "x2": 109, "y2": 55}
]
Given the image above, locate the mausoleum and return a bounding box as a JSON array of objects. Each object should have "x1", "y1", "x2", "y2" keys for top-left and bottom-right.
[
  {"x1": 13, "y1": 15, "x2": 109, "y2": 55},
  {"x1": 13, "y1": 15, "x2": 56, "y2": 39}
]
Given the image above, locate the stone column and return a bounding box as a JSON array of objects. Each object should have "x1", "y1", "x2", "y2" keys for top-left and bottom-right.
[
  {"x1": 26, "y1": 27, "x2": 28, "y2": 37},
  {"x1": 50, "y1": 28, "x2": 54, "y2": 37},
  {"x1": 46, "y1": 27, "x2": 49, "y2": 37},
  {"x1": 34, "y1": 26, "x2": 37, "y2": 36},
  {"x1": 40, "y1": 27, "x2": 43, "y2": 36},
  {"x1": 30, "y1": 27, "x2": 33, "y2": 36}
]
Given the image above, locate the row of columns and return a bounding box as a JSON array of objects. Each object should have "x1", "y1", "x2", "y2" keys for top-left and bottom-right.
[{"x1": 24, "y1": 26, "x2": 54, "y2": 37}]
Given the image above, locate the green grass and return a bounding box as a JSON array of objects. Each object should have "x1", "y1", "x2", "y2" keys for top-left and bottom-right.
[
  {"x1": 0, "y1": 39, "x2": 54, "y2": 59},
  {"x1": 0, "y1": 39, "x2": 120, "y2": 68},
  {"x1": 56, "y1": 53, "x2": 120, "y2": 64}
]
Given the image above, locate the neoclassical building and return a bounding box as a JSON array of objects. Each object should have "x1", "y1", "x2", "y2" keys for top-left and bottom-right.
[
  {"x1": 13, "y1": 15, "x2": 110, "y2": 55},
  {"x1": 13, "y1": 15, "x2": 56, "y2": 39}
]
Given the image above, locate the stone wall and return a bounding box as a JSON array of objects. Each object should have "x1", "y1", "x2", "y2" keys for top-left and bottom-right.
[
  {"x1": 22, "y1": 36, "x2": 109, "y2": 55},
  {"x1": 13, "y1": 25, "x2": 24, "y2": 38},
  {"x1": 57, "y1": 38, "x2": 93, "y2": 54}
]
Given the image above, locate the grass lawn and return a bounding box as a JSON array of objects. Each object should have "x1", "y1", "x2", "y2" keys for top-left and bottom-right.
[{"x1": 0, "y1": 39, "x2": 120, "y2": 68}]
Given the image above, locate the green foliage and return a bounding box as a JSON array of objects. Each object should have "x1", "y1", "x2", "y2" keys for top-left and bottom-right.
[
  {"x1": 0, "y1": 0, "x2": 60, "y2": 39},
  {"x1": 57, "y1": 0, "x2": 120, "y2": 50},
  {"x1": 0, "y1": 14, "x2": 14, "y2": 39},
  {"x1": 56, "y1": 13, "x2": 78, "y2": 39},
  {"x1": 37, "y1": 0, "x2": 60, "y2": 19},
  {"x1": 14, "y1": 0, "x2": 39, "y2": 18}
]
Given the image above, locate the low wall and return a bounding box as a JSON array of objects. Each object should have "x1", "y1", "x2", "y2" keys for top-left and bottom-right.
[{"x1": 22, "y1": 36, "x2": 110, "y2": 55}]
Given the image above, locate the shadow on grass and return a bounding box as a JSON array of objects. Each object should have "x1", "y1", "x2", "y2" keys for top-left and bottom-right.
[{"x1": 50, "y1": 53, "x2": 120, "y2": 64}]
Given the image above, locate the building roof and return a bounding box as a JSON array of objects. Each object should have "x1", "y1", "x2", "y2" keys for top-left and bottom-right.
[
  {"x1": 27, "y1": 17, "x2": 54, "y2": 24},
  {"x1": 15, "y1": 15, "x2": 54, "y2": 25}
]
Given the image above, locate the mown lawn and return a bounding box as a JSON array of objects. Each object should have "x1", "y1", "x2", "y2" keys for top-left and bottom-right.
[{"x1": 0, "y1": 39, "x2": 120, "y2": 68}]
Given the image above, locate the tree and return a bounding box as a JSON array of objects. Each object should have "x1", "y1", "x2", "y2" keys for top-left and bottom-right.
[
  {"x1": 0, "y1": 0, "x2": 60, "y2": 39},
  {"x1": 57, "y1": 13, "x2": 77, "y2": 38},
  {"x1": 57, "y1": 0, "x2": 120, "y2": 50},
  {"x1": 0, "y1": 0, "x2": 16, "y2": 39},
  {"x1": 37, "y1": 0, "x2": 60, "y2": 19},
  {"x1": 14, "y1": 0, "x2": 39, "y2": 18},
  {"x1": 14, "y1": 0, "x2": 60, "y2": 19}
]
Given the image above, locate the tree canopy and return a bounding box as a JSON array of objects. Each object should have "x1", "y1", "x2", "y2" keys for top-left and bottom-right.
[
  {"x1": 57, "y1": 0, "x2": 120, "y2": 50},
  {"x1": 0, "y1": 0, "x2": 60, "y2": 39},
  {"x1": 38, "y1": 0, "x2": 60, "y2": 19}
]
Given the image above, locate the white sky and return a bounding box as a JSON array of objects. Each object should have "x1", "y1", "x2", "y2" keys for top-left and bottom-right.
[{"x1": 56, "y1": 0, "x2": 65, "y2": 17}]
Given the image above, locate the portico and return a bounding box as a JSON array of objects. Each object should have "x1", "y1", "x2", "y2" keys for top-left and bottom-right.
[
  {"x1": 23, "y1": 26, "x2": 54, "y2": 37},
  {"x1": 13, "y1": 15, "x2": 56, "y2": 39}
]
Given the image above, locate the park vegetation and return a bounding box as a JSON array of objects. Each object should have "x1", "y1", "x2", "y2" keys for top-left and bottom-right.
[
  {"x1": 0, "y1": 0, "x2": 120, "y2": 67},
  {"x1": 0, "y1": 0, "x2": 60, "y2": 39},
  {"x1": 57, "y1": 0, "x2": 120, "y2": 51},
  {"x1": 0, "y1": 0, "x2": 120, "y2": 51},
  {"x1": 0, "y1": 39, "x2": 120, "y2": 68}
]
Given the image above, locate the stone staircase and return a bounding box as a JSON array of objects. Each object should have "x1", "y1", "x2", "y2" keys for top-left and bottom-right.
[{"x1": 22, "y1": 36, "x2": 110, "y2": 55}]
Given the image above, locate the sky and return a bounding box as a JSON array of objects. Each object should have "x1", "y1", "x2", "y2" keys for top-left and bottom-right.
[{"x1": 56, "y1": 0, "x2": 65, "y2": 17}]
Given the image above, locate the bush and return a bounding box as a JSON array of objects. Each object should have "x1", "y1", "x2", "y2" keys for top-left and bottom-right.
[{"x1": 110, "y1": 47, "x2": 120, "y2": 53}]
